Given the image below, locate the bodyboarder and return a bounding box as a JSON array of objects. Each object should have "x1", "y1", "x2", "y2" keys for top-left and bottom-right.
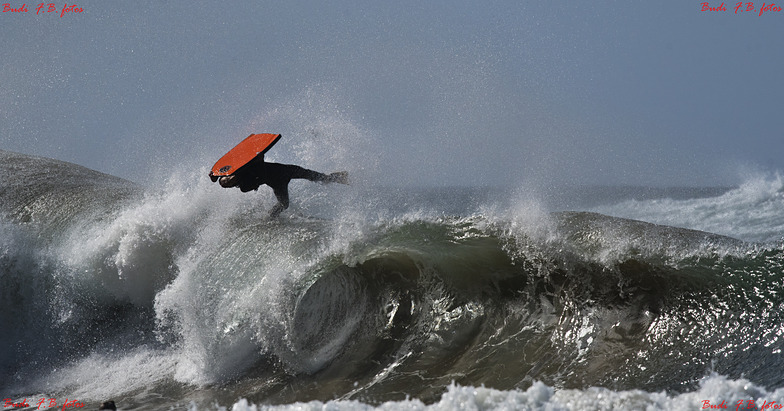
[{"x1": 212, "y1": 152, "x2": 348, "y2": 218}]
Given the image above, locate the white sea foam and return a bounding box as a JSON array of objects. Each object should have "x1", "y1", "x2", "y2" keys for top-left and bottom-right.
[
  {"x1": 217, "y1": 374, "x2": 784, "y2": 411},
  {"x1": 593, "y1": 172, "x2": 784, "y2": 244},
  {"x1": 20, "y1": 349, "x2": 178, "y2": 403}
]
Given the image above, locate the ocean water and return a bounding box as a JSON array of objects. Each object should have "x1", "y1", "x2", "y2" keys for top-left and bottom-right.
[{"x1": 2, "y1": 150, "x2": 784, "y2": 411}]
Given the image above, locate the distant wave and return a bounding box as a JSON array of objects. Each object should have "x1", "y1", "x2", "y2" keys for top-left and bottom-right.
[{"x1": 592, "y1": 172, "x2": 784, "y2": 243}]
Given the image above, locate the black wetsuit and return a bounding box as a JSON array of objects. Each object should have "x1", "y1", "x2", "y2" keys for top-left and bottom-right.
[{"x1": 218, "y1": 156, "x2": 346, "y2": 217}]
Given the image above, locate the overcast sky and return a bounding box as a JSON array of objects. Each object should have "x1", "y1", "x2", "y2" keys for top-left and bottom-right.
[{"x1": 2, "y1": 1, "x2": 782, "y2": 187}]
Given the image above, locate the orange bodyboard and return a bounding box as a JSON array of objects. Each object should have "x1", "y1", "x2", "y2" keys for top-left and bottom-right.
[{"x1": 210, "y1": 133, "x2": 281, "y2": 178}]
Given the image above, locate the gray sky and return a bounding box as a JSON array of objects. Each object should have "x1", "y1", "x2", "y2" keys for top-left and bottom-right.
[{"x1": 2, "y1": 1, "x2": 782, "y2": 187}]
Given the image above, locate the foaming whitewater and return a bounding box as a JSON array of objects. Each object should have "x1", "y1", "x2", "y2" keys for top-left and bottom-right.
[
  {"x1": 2, "y1": 150, "x2": 784, "y2": 411},
  {"x1": 223, "y1": 375, "x2": 784, "y2": 411},
  {"x1": 592, "y1": 172, "x2": 784, "y2": 244}
]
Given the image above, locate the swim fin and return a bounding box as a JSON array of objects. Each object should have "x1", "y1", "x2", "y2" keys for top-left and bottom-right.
[{"x1": 327, "y1": 171, "x2": 349, "y2": 184}]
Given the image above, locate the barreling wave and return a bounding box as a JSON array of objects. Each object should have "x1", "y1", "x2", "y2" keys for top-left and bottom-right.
[{"x1": 2, "y1": 150, "x2": 784, "y2": 410}]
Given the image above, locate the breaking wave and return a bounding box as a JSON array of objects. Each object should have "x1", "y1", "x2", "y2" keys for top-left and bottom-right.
[{"x1": 2, "y1": 150, "x2": 783, "y2": 410}]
